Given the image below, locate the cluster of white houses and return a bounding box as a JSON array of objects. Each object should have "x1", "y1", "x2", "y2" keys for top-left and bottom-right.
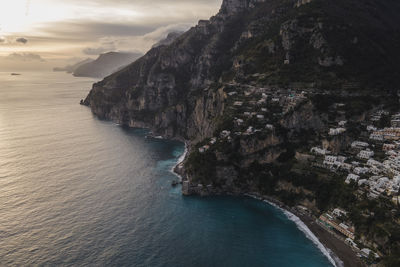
[
  {"x1": 315, "y1": 140, "x2": 400, "y2": 199},
  {"x1": 210, "y1": 86, "x2": 305, "y2": 140},
  {"x1": 310, "y1": 115, "x2": 400, "y2": 202},
  {"x1": 370, "y1": 127, "x2": 400, "y2": 141}
]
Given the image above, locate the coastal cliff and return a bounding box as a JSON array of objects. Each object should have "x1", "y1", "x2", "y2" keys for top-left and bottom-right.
[
  {"x1": 84, "y1": 0, "x2": 400, "y2": 138},
  {"x1": 83, "y1": 0, "x2": 400, "y2": 265}
]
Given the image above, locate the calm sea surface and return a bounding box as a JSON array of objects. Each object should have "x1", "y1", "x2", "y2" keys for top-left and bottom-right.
[{"x1": 0, "y1": 72, "x2": 333, "y2": 266}]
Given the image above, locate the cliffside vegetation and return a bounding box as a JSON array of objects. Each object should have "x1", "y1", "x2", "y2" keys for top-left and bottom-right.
[{"x1": 84, "y1": 0, "x2": 400, "y2": 264}]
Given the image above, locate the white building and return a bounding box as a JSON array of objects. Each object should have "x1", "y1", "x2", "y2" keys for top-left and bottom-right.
[
  {"x1": 333, "y1": 208, "x2": 348, "y2": 217},
  {"x1": 370, "y1": 177, "x2": 389, "y2": 193},
  {"x1": 265, "y1": 124, "x2": 274, "y2": 130},
  {"x1": 351, "y1": 141, "x2": 369, "y2": 149},
  {"x1": 358, "y1": 149, "x2": 374, "y2": 160},
  {"x1": 233, "y1": 101, "x2": 243, "y2": 106},
  {"x1": 383, "y1": 143, "x2": 396, "y2": 151},
  {"x1": 360, "y1": 248, "x2": 379, "y2": 259},
  {"x1": 235, "y1": 118, "x2": 244, "y2": 126},
  {"x1": 345, "y1": 238, "x2": 358, "y2": 249},
  {"x1": 358, "y1": 179, "x2": 368, "y2": 186},
  {"x1": 256, "y1": 114, "x2": 265, "y2": 119},
  {"x1": 392, "y1": 113, "x2": 400, "y2": 120},
  {"x1": 324, "y1": 156, "x2": 338, "y2": 166},
  {"x1": 311, "y1": 147, "x2": 330, "y2": 155},
  {"x1": 346, "y1": 174, "x2": 360, "y2": 184},
  {"x1": 387, "y1": 176, "x2": 400, "y2": 195},
  {"x1": 370, "y1": 133, "x2": 384, "y2": 141},
  {"x1": 338, "y1": 121, "x2": 347, "y2": 127},
  {"x1": 257, "y1": 99, "x2": 266, "y2": 105},
  {"x1": 329, "y1": 128, "x2": 346, "y2": 136},
  {"x1": 367, "y1": 159, "x2": 382, "y2": 167},
  {"x1": 340, "y1": 163, "x2": 352, "y2": 171},
  {"x1": 354, "y1": 167, "x2": 369, "y2": 175},
  {"x1": 199, "y1": 145, "x2": 210, "y2": 153},
  {"x1": 386, "y1": 150, "x2": 398, "y2": 157},
  {"x1": 220, "y1": 130, "x2": 231, "y2": 138},
  {"x1": 245, "y1": 126, "x2": 254, "y2": 134},
  {"x1": 323, "y1": 155, "x2": 346, "y2": 168},
  {"x1": 391, "y1": 119, "x2": 400, "y2": 128}
]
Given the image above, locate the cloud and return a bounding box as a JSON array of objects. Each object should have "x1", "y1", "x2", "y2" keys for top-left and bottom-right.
[
  {"x1": 6, "y1": 53, "x2": 45, "y2": 62},
  {"x1": 0, "y1": 0, "x2": 222, "y2": 67},
  {"x1": 89, "y1": 23, "x2": 192, "y2": 55},
  {"x1": 0, "y1": 37, "x2": 5, "y2": 43},
  {"x1": 35, "y1": 21, "x2": 159, "y2": 41},
  {"x1": 16, "y1": 37, "x2": 28, "y2": 44},
  {"x1": 142, "y1": 24, "x2": 189, "y2": 43},
  {"x1": 82, "y1": 41, "x2": 117, "y2": 55},
  {"x1": 82, "y1": 47, "x2": 110, "y2": 55}
]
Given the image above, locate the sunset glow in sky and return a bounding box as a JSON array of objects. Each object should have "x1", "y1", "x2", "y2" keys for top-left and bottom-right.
[{"x1": 0, "y1": 0, "x2": 221, "y2": 71}]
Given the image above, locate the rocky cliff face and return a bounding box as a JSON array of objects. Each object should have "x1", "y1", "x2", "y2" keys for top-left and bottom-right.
[
  {"x1": 83, "y1": 0, "x2": 400, "y2": 191},
  {"x1": 83, "y1": 1, "x2": 400, "y2": 262}
]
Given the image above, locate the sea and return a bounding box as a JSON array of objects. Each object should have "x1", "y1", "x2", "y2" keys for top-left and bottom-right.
[{"x1": 0, "y1": 72, "x2": 335, "y2": 266}]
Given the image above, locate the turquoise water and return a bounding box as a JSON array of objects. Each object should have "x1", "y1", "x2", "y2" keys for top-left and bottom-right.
[{"x1": 0, "y1": 72, "x2": 333, "y2": 266}]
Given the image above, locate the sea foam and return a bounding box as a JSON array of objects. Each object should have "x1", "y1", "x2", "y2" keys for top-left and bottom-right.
[
  {"x1": 263, "y1": 199, "x2": 344, "y2": 267},
  {"x1": 170, "y1": 143, "x2": 188, "y2": 179}
]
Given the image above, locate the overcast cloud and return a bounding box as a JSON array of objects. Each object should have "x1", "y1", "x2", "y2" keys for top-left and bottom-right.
[
  {"x1": 16, "y1": 37, "x2": 28, "y2": 44},
  {"x1": 6, "y1": 52, "x2": 45, "y2": 62},
  {"x1": 0, "y1": 0, "x2": 221, "y2": 70}
]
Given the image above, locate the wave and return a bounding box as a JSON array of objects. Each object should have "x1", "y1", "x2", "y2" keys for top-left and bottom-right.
[
  {"x1": 243, "y1": 194, "x2": 343, "y2": 267},
  {"x1": 170, "y1": 143, "x2": 188, "y2": 179},
  {"x1": 176, "y1": 144, "x2": 188, "y2": 165},
  {"x1": 262, "y1": 199, "x2": 344, "y2": 267}
]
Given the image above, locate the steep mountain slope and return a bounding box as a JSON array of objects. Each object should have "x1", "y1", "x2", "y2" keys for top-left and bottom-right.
[
  {"x1": 53, "y1": 58, "x2": 94, "y2": 73},
  {"x1": 84, "y1": 0, "x2": 400, "y2": 137},
  {"x1": 83, "y1": 0, "x2": 400, "y2": 264},
  {"x1": 74, "y1": 52, "x2": 142, "y2": 78}
]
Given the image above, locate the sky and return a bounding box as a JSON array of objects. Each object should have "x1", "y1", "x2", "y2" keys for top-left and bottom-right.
[{"x1": 0, "y1": 0, "x2": 221, "y2": 71}]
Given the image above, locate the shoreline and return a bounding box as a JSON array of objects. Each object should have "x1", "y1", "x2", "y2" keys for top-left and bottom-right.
[
  {"x1": 260, "y1": 197, "x2": 342, "y2": 267},
  {"x1": 169, "y1": 145, "x2": 364, "y2": 267},
  {"x1": 171, "y1": 142, "x2": 189, "y2": 181},
  {"x1": 130, "y1": 128, "x2": 365, "y2": 267},
  {"x1": 244, "y1": 194, "x2": 365, "y2": 267}
]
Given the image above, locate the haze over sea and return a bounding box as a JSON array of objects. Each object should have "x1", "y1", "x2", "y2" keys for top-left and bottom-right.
[{"x1": 0, "y1": 72, "x2": 333, "y2": 266}]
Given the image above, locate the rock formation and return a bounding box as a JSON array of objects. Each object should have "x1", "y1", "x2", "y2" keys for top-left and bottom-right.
[{"x1": 83, "y1": 0, "x2": 400, "y2": 261}]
